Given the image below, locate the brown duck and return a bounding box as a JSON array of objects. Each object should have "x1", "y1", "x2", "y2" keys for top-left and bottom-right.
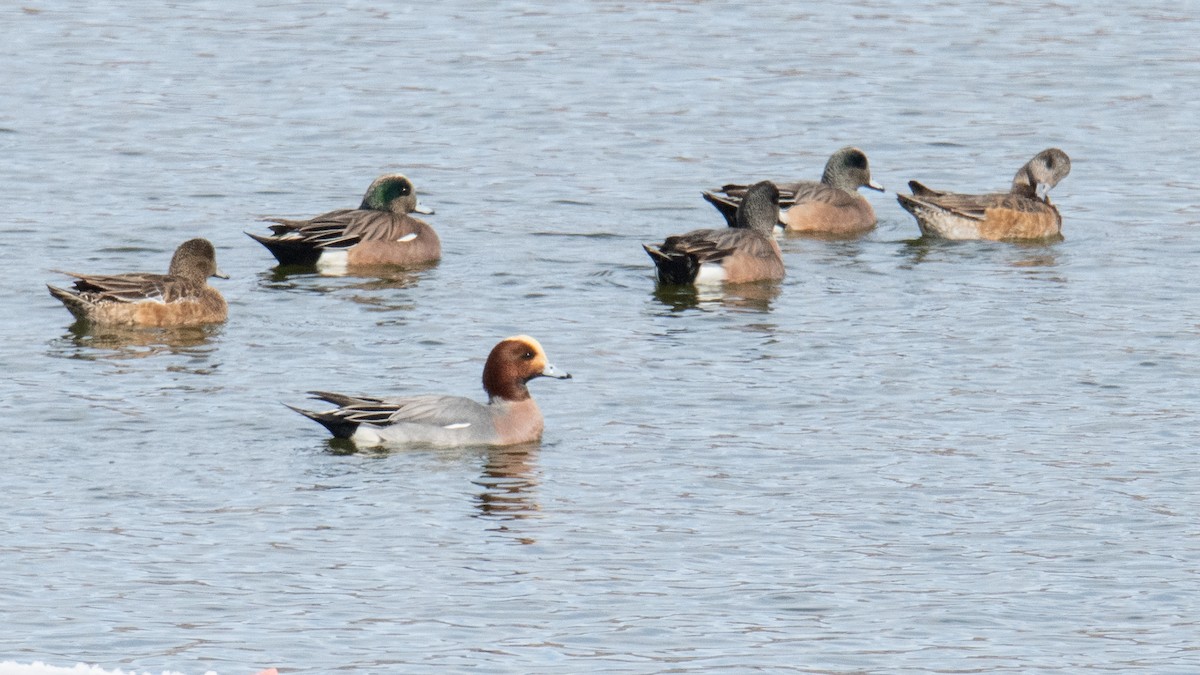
[
  {"x1": 644, "y1": 181, "x2": 784, "y2": 285},
  {"x1": 897, "y1": 148, "x2": 1071, "y2": 241},
  {"x1": 48, "y1": 238, "x2": 228, "y2": 327},
  {"x1": 704, "y1": 147, "x2": 883, "y2": 236},
  {"x1": 248, "y1": 173, "x2": 439, "y2": 271}
]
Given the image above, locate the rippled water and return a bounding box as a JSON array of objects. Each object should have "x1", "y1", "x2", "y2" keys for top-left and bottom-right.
[{"x1": 3, "y1": 1, "x2": 1199, "y2": 673}]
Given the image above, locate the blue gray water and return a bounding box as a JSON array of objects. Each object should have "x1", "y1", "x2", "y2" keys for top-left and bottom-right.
[{"x1": 2, "y1": 1, "x2": 1199, "y2": 673}]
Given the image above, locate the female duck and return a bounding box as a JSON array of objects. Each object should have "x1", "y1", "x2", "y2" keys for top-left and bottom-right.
[
  {"x1": 47, "y1": 238, "x2": 228, "y2": 327},
  {"x1": 291, "y1": 336, "x2": 571, "y2": 448},
  {"x1": 248, "y1": 173, "x2": 439, "y2": 271},
  {"x1": 896, "y1": 148, "x2": 1071, "y2": 241}
]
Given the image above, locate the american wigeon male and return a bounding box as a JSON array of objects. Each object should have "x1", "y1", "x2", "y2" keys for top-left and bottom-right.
[
  {"x1": 47, "y1": 238, "x2": 228, "y2": 327},
  {"x1": 247, "y1": 173, "x2": 439, "y2": 271},
  {"x1": 897, "y1": 148, "x2": 1071, "y2": 241},
  {"x1": 291, "y1": 336, "x2": 571, "y2": 448},
  {"x1": 644, "y1": 180, "x2": 784, "y2": 284},
  {"x1": 704, "y1": 147, "x2": 884, "y2": 236}
]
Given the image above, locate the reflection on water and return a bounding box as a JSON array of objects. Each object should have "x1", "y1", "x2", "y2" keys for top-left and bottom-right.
[
  {"x1": 650, "y1": 280, "x2": 780, "y2": 313},
  {"x1": 1008, "y1": 253, "x2": 1058, "y2": 268},
  {"x1": 265, "y1": 264, "x2": 329, "y2": 283},
  {"x1": 259, "y1": 265, "x2": 431, "y2": 313},
  {"x1": 896, "y1": 236, "x2": 1062, "y2": 270},
  {"x1": 264, "y1": 264, "x2": 432, "y2": 288},
  {"x1": 473, "y1": 443, "x2": 541, "y2": 526},
  {"x1": 323, "y1": 438, "x2": 360, "y2": 456},
  {"x1": 321, "y1": 440, "x2": 543, "y2": 533},
  {"x1": 782, "y1": 228, "x2": 875, "y2": 242},
  {"x1": 49, "y1": 321, "x2": 222, "y2": 363},
  {"x1": 344, "y1": 268, "x2": 431, "y2": 291}
]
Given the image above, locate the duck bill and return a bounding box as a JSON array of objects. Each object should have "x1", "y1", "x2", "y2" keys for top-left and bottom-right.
[
  {"x1": 866, "y1": 179, "x2": 885, "y2": 192},
  {"x1": 213, "y1": 268, "x2": 231, "y2": 280},
  {"x1": 540, "y1": 363, "x2": 572, "y2": 379},
  {"x1": 414, "y1": 201, "x2": 435, "y2": 215},
  {"x1": 1035, "y1": 182, "x2": 1051, "y2": 202}
]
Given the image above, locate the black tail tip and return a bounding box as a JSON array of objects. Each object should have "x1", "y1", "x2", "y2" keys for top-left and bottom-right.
[{"x1": 286, "y1": 403, "x2": 360, "y2": 439}]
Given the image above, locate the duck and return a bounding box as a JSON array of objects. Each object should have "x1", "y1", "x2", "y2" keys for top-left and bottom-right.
[
  {"x1": 247, "y1": 173, "x2": 439, "y2": 271},
  {"x1": 290, "y1": 336, "x2": 571, "y2": 448},
  {"x1": 644, "y1": 180, "x2": 785, "y2": 285},
  {"x1": 47, "y1": 238, "x2": 228, "y2": 327},
  {"x1": 896, "y1": 148, "x2": 1071, "y2": 241},
  {"x1": 703, "y1": 146, "x2": 883, "y2": 235}
]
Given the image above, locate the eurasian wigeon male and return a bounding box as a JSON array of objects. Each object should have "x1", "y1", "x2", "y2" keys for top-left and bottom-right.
[
  {"x1": 47, "y1": 238, "x2": 228, "y2": 327},
  {"x1": 704, "y1": 146, "x2": 884, "y2": 236},
  {"x1": 247, "y1": 173, "x2": 439, "y2": 271},
  {"x1": 290, "y1": 336, "x2": 571, "y2": 448},
  {"x1": 897, "y1": 148, "x2": 1071, "y2": 241},
  {"x1": 643, "y1": 180, "x2": 785, "y2": 285}
]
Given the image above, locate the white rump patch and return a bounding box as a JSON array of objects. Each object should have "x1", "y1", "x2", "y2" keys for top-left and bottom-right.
[
  {"x1": 694, "y1": 262, "x2": 726, "y2": 283},
  {"x1": 350, "y1": 426, "x2": 385, "y2": 447},
  {"x1": 316, "y1": 249, "x2": 350, "y2": 276},
  {"x1": 396, "y1": 233, "x2": 418, "y2": 243},
  {"x1": 442, "y1": 422, "x2": 471, "y2": 430}
]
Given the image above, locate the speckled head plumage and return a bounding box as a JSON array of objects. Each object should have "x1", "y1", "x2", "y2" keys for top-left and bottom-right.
[
  {"x1": 821, "y1": 147, "x2": 884, "y2": 193},
  {"x1": 360, "y1": 173, "x2": 431, "y2": 215},
  {"x1": 168, "y1": 238, "x2": 227, "y2": 282},
  {"x1": 733, "y1": 181, "x2": 781, "y2": 235},
  {"x1": 1010, "y1": 148, "x2": 1071, "y2": 201}
]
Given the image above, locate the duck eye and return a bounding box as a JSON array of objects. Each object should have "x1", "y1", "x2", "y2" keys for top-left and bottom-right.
[{"x1": 523, "y1": 351, "x2": 535, "y2": 360}]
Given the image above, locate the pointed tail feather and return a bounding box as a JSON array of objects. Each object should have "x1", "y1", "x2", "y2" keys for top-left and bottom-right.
[
  {"x1": 286, "y1": 403, "x2": 360, "y2": 439},
  {"x1": 47, "y1": 284, "x2": 93, "y2": 322},
  {"x1": 701, "y1": 191, "x2": 740, "y2": 227},
  {"x1": 895, "y1": 192, "x2": 927, "y2": 217},
  {"x1": 246, "y1": 232, "x2": 324, "y2": 267},
  {"x1": 307, "y1": 390, "x2": 372, "y2": 407},
  {"x1": 907, "y1": 180, "x2": 941, "y2": 197},
  {"x1": 643, "y1": 244, "x2": 698, "y2": 285}
]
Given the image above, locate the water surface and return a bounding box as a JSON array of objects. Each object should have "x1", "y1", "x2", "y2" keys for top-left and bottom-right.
[{"x1": 2, "y1": 1, "x2": 1199, "y2": 673}]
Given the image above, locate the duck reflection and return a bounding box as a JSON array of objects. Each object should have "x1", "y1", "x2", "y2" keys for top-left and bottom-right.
[
  {"x1": 898, "y1": 236, "x2": 1061, "y2": 271},
  {"x1": 54, "y1": 321, "x2": 221, "y2": 362},
  {"x1": 319, "y1": 440, "x2": 544, "y2": 539},
  {"x1": 781, "y1": 228, "x2": 873, "y2": 242},
  {"x1": 1005, "y1": 249, "x2": 1061, "y2": 270},
  {"x1": 472, "y1": 442, "x2": 541, "y2": 526},
  {"x1": 650, "y1": 280, "x2": 781, "y2": 313},
  {"x1": 262, "y1": 266, "x2": 432, "y2": 314},
  {"x1": 264, "y1": 263, "x2": 431, "y2": 289}
]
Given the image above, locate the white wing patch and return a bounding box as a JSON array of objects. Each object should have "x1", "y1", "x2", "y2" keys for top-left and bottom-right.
[
  {"x1": 396, "y1": 233, "x2": 418, "y2": 243},
  {"x1": 442, "y1": 422, "x2": 471, "y2": 430}
]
